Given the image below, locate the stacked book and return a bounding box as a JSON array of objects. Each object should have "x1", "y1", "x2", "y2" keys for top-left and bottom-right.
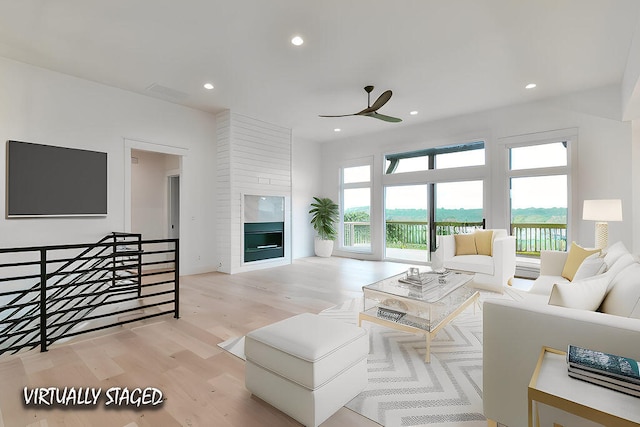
[
  {"x1": 399, "y1": 272, "x2": 439, "y2": 290},
  {"x1": 567, "y1": 345, "x2": 640, "y2": 398}
]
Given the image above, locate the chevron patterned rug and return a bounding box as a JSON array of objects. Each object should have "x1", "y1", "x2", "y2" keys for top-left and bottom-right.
[{"x1": 219, "y1": 291, "x2": 517, "y2": 426}]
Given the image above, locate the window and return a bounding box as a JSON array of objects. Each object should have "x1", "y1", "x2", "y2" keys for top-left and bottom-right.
[
  {"x1": 510, "y1": 142, "x2": 567, "y2": 170},
  {"x1": 343, "y1": 165, "x2": 371, "y2": 183},
  {"x1": 385, "y1": 141, "x2": 485, "y2": 174},
  {"x1": 507, "y1": 141, "x2": 570, "y2": 256},
  {"x1": 435, "y1": 181, "x2": 484, "y2": 234},
  {"x1": 341, "y1": 162, "x2": 372, "y2": 252}
]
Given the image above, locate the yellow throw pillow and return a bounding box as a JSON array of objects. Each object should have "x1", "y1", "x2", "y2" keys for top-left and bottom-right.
[
  {"x1": 474, "y1": 230, "x2": 494, "y2": 256},
  {"x1": 455, "y1": 234, "x2": 477, "y2": 255},
  {"x1": 561, "y1": 242, "x2": 601, "y2": 281}
]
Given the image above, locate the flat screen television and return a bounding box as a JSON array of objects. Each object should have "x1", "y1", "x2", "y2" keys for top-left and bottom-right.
[{"x1": 6, "y1": 140, "x2": 107, "y2": 217}]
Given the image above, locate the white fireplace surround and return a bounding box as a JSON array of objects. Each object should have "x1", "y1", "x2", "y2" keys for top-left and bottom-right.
[{"x1": 216, "y1": 111, "x2": 293, "y2": 274}]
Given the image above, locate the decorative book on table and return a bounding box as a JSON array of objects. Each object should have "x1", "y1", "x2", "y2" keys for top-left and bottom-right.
[
  {"x1": 399, "y1": 272, "x2": 436, "y2": 286},
  {"x1": 567, "y1": 345, "x2": 640, "y2": 397},
  {"x1": 568, "y1": 367, "x2": 640, "y2": 397}
]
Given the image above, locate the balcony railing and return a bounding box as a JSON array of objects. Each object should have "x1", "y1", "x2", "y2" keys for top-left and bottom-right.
[
  {"x1": 343, "y1": 220, "x2": 567, "y2": 256},
  {"x1": 343, "y1": 222, "x2": 371, "y2": 247},
  {"x1": 511, "y1": 223, "x2": 567, "y2": 256}
]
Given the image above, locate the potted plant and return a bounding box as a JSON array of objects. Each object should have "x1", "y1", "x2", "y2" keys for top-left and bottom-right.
[{"x1": 309, "y1": 196, "x2": 339, "y2": 257}]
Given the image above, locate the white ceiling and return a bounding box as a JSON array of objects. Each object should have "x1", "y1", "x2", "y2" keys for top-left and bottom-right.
[{"x1": 1, "y1": 0, "x2": 639, "y2": 142}]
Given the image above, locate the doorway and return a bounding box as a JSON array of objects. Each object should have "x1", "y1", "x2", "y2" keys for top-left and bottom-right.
[{"x1": 129, "y1": 148, "x2": 181, "y2": 240}]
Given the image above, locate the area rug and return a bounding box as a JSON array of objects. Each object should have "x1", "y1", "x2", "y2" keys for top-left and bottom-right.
[{"x1": 218, "y1": 291, "x2": 517, "y2": 427}]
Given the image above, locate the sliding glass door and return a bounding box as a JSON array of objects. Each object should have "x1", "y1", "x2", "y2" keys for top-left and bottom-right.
[{"x1": 384, "y1": 180, "x2": 484, "y2": 263}]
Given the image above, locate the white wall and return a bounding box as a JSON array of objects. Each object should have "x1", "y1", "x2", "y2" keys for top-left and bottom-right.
[
  {"x1": 633, "y1": 119, "x2": 640, "y2": 251},
  {"x1": 291, "y1": 136, "x2": 322, "y2": 258},
  {"x1": 0, "y1": 57, "x2": 217, "y2": 275},
  {"x1": 320, "y1": 85, "x2": 634, "y2": 257}
]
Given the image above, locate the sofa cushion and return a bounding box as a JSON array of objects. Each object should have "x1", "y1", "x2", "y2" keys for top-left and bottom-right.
[
  {"x1": 529, "y1": 275, "x2": 569, "y2": 296},
  {"x1": 602, "y1": 241, "x2": 630, "y2": 271},
  {"x1": 454, "y1": 234, "x2": 477, "y2": 255},
  {"x1": 561, "y1": 242, "x2": 601, "y2": 281},
  {"x1": 572, "y1": 253, "x2": 606, "y2": 281},
  {"x1": 445, "y1": 255, "x2": 493, "y2": 275},
  {"x1": 474, "y1": 230, "x2": 494, "y2": 256},
  {"x1": 548, "y1": 275, "x2": 610, "y2": 311},
  {"x1": 600, "y1": 263, "x2": 640, "y2": 319},
  {"x1": 605, "y1": 253, "x2": 636, "y2": 287}
]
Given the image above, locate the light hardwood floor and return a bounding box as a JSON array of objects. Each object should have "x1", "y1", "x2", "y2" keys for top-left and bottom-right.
[{"x1": 0, "y1": 257, "x2": 412, "y2": 427}]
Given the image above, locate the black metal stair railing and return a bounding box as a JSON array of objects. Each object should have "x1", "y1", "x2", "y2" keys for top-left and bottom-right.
[{"x1": 0, "y1": 233, "x2": 179, "y2": 356}]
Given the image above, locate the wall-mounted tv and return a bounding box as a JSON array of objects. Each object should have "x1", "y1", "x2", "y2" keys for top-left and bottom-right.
[{"x1": 6, "y1": 140, "x2": 107, "y2": 217}]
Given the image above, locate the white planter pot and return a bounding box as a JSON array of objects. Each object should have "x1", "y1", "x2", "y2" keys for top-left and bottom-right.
[{"x1": 314, "y1": 238, "x2": 334, "y2": 257}]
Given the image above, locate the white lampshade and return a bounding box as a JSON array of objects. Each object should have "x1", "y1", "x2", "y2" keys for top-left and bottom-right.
[
  {"x1": 582, "y1": 199, "x2": 622, "y2": 249},
  {"x1": 582, "y1": 199, "x2": 623, "y2": 222}
]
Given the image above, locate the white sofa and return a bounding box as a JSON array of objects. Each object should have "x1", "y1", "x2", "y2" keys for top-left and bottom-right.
[
  {"x1": 483, "y1": 242, "x2": 640, "y2": 427},
  {"x1": 438, "y1": 229, "x2": 516, "y2": 293}
]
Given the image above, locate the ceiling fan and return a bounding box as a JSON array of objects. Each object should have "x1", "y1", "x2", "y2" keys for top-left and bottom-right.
[{"x1": 319, "y1": 85, "x2": 402, "y2": 123}]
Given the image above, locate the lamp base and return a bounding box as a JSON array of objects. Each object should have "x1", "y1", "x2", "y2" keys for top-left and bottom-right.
[{"x1": 594, "y1": 221, "x2": 608, "y2": 250}]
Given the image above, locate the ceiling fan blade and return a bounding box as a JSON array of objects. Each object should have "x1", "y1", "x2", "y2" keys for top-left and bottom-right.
[
  {"x1": 369, "y1": 112, "x2": 402, "y2": 122},
  {"x1": 319, "y1": 88, "x2": 399, "y2": 122},
  {"x1": 354, "y1": 106, "x2": 376, "y2": 115},
  {"x1": 318, "y1": 113, "x2": 357, "y2": 118},
  {"x1": 369, "y1": 90, "x2": 392, "y2": 111}
]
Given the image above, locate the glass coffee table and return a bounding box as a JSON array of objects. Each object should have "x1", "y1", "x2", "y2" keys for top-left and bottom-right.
[{"x1": 358, "y1": 269, "x2": 478, "y2": 363}]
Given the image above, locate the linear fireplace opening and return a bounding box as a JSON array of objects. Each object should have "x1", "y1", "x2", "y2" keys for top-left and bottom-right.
[
  {"x1": 244, "y1": 222, "x2": 284, "y2": 262},
  {"x1": 243, "y1": 195, "x2": 285, "y2": 263}
]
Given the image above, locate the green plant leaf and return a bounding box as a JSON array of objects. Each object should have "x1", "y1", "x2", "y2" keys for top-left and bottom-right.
[{"x1": 309, "y1": 196, "x2": 339, "y2": 240}]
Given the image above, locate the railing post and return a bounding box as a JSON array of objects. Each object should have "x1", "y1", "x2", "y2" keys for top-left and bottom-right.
[
  {"x1": 137, "y1": 234, "x2": 142, "y2": 298},
  {"x1": 111, "y1": 233, "x2": 117, "y2": 288},
  {"x1": 174, "y1": 239, "x2": 180, "y2": 319},
  {"x1": 40, "y1": 249, "x2": 48, "y2": 352}
]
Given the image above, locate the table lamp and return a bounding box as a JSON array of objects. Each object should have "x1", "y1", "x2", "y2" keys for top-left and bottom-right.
[{"x1": 582, "y1": 199, "x2": 622, "y2": 249}]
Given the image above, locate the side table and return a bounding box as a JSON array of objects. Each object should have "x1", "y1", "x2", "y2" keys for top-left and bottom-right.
[{"x1": 528, "y1": 346, "x2": 640, "y2": 427}]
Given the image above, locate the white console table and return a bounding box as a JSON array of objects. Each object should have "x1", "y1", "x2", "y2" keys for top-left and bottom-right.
[{"x1": 528, "y1": 346, "x2": 640, "y2": 427}]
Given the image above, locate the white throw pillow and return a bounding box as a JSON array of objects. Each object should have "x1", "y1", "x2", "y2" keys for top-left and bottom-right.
[
  {"x1": 600, "y1": 263, "x2": 640, "y2": 318},
  {"x1": 602, "y1": 241, "x2": 629, "y2": 271},
  {"x1": 548, "y1": 275, "x2": 610, "y2": 311},
  {"x1": 572, "y1": 253, "x2": 606, "y2": 281},
  {"x1": 603, "y1": 253, "x2": 636, "y2": 289}
]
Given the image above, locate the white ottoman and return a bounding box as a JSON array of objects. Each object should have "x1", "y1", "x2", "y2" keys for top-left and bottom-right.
[{"x1": 244, "y1": 313, "x2": 368, "y2": 427}]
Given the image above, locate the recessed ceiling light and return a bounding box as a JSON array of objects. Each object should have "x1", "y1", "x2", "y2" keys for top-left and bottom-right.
[
  {"x1": 525, "y1": 83, "x2": 537, "y2": 89},
  {"x1": 203, "y1": 83, "x2": 214, "y2": 90},
  {"x1": 410, "y1": 111, "x2": 418, "y2": 115},
  {"x1": 291, "y1": 36, "x2": 304, "y2": 46},
  {"x1": 334, "y1": 128, "x2": 341, "y2": 132}
]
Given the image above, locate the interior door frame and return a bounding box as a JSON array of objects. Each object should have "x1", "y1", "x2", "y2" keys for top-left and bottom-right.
[
  {"x1": 123, "y1": 138, "x2": 188, "y2": 233},
  {"x1": 167, "y1": 173, "x2": 180, "y2": 239}
]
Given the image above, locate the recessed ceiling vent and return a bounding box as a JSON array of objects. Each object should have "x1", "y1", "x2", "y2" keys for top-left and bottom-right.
[{"x1": 145, "y1": 83, "x2": 189, "y2": 101}]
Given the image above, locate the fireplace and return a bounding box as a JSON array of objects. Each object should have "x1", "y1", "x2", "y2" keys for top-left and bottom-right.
[
  {"x1": 244, "y1": 221, "x2": 284, "y2": 262},
  {"x1": 243, "y1": 195, "x2": 285, "y2": 263}
]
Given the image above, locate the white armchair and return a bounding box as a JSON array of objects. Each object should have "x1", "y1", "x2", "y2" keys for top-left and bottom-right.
[{"x1": 437, "y1": 229, "x2": 516, "y2": 293}]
